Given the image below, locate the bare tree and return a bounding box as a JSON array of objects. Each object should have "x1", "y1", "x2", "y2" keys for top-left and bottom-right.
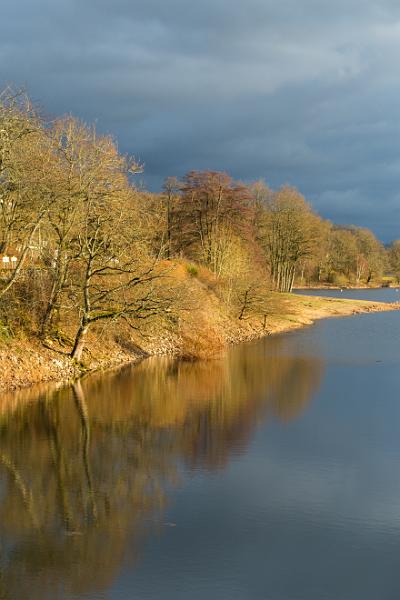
[
  {"x1": 389, "y1": 240, "x2": 400, "y2": 283},
  {"x1": 162, "y1": 176, "x2": 181, "y2": 258},
  {"x1": 258, "y1": 186, "x2": 322, "y2": 292},
  {"x1": 69, "y1": 195, "x2": 172, "y2": 361},
  {"x1": 0, "y1": 89, "x2": 53, "y2": 298},
  {"x1": 40, "y1": 117, "x2": 141, "y2": 337},
  {"x1": 177, "y1": 171, "x2": 252, "y2": 271}
]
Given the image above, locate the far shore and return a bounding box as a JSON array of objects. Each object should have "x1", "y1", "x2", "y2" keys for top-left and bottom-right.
[
  {"x1": 0, "y1": 292, "x2": 399, "y2": 397},
  {"x1": 293, "y1": 284, "x2": 399, "y2": 290}
]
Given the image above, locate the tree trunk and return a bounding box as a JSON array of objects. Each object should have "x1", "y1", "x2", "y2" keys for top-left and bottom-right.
[
  {"x1": 238, "y1": 289, "x2": 250, "y2": 320},
  {"x1": 70, "y1": 321, "x2": 89, "y2": 361},
  {"x1": 40, "y1": 252, "x2": 68, "y2": 337},
  {"x1": 289, "y1": 266, "x2": 296, "y2": 292},
  {"x1": 0, "y1": 213, "x2": 44, "y2": 298}
]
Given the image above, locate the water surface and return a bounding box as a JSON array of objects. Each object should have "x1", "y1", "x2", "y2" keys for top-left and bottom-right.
[
  {"x1": 1, "y1": 291, "x2": 400, "y2": 599},
  {"x1": 294, "y1": 286, "x2": 400, "y2": 303}
]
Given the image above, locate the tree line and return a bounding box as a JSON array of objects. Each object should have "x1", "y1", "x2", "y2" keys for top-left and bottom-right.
[{"x1": 0, "y1": 90, "x2": 398, "y2": 358}]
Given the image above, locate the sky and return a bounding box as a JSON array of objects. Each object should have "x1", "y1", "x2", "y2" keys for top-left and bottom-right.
[{"x1": 1, "y1": 1, "x2": 400, "y2": 241}]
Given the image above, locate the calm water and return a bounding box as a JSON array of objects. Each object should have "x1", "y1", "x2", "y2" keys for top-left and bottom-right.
[
  {"x1": 294, "y1": 286, "x2": 400, "y2": 303},
  {"x1": 1, "y1": 290, "x2": 400, "y2": 599}
]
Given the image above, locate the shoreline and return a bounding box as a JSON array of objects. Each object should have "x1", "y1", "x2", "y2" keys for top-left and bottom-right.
[
  {"x1": 293, "y1": 285, "x2": 398, "y2": 291},
  {"x1": 1, "y1": 293, "x2": 399, "y2": 396}
]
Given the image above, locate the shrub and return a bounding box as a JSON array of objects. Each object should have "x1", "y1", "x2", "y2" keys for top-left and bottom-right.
[
  {"x1": 0, "y1": 320, "x2": 13, "y2": 342},
  {"x1": 186, "y1": 264, "x2": 198, "y2": 277}
]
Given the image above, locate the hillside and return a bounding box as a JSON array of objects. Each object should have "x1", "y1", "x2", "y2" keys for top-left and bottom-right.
[{"x1": 1, "y1": 262, "x2": 398, "y2": 392}]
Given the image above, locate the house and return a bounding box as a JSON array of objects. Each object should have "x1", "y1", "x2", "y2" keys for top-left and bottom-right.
[{"x1": 0, "y1": 250, "x2": 20, "y2": 269}]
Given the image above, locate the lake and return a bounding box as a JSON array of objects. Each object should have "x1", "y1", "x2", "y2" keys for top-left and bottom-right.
[
  {"x1": 294, "y1": 286, "x2": 400, "y2": 303},
  {"x1": 1, "y1": 289, "x2": 399, "y2": 599}
]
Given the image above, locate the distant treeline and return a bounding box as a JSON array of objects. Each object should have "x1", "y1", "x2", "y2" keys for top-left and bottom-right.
[{"x1": 0, "y1": 90, "x2": 398, "y2": 358}]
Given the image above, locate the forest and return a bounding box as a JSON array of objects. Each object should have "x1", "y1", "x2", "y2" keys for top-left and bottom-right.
[{"x1": 1, "y1": 90, "x2": 399, "y2": 361}]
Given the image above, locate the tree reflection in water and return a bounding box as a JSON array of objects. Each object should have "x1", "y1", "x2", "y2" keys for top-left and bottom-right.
[{"x1": 0, "y1": 338, "x2": 323, "y2": 598}]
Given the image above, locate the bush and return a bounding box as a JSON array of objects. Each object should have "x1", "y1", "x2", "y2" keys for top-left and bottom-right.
[
  {"x1": 0, "y1": 320, "x2": 13, "y2": 342},
  {"x1": 186, "y1": 264, "x2": 198, "y2": 277},
  {"x1": 328, "y1": 272, "x2": 349, "y2": 287}
]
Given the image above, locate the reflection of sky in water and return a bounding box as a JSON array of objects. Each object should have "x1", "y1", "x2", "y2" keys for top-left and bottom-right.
[
  {"x1": 294, "y1": 287, "x2": 400, "y2": 303},
  {"x1": 2, "y1": 306, "x2": 400, "y2": 599},
  {"x1": 260, "y1": 309, "x2": 400, "y2": 366},
  {"x1": 118, "y1": 310, "x2": 400, "y2": 600}
]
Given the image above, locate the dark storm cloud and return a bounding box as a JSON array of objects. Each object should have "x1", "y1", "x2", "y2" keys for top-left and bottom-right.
[{"x1": 1, "y1": 1, "x2": 400, "y2": 239}]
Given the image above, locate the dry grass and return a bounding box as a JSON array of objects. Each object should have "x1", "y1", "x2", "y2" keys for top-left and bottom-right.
[{"x1": 1, "y1": 266, "x2": 399, "y2": 391}]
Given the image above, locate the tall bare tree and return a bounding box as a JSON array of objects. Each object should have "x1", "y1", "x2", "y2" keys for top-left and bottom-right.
[
  {"x1": 40, "y1": 117, "x2": 141, "y2": 337},
  {"x1": 69, "y1": 193, "x2": 171, "y2": 361},
  {"x1": 177, "y1": 171, "x2": 252, "y2": 271},
  {"x1": 258, "y1": 186, "x2": 322, "y2": 292},
  {"x1": 0, "y1": 89, "x2": 53, "y2": 298}
]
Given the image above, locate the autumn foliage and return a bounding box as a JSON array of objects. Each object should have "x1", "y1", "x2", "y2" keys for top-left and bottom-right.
[{"x1": 0, "y1": 89, "x2": 394, "y2": 360}]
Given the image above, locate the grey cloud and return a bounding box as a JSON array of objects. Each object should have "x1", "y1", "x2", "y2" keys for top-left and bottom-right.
[{"x1": 1, "y1": 0, "x2": 400, "y2": 239}]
